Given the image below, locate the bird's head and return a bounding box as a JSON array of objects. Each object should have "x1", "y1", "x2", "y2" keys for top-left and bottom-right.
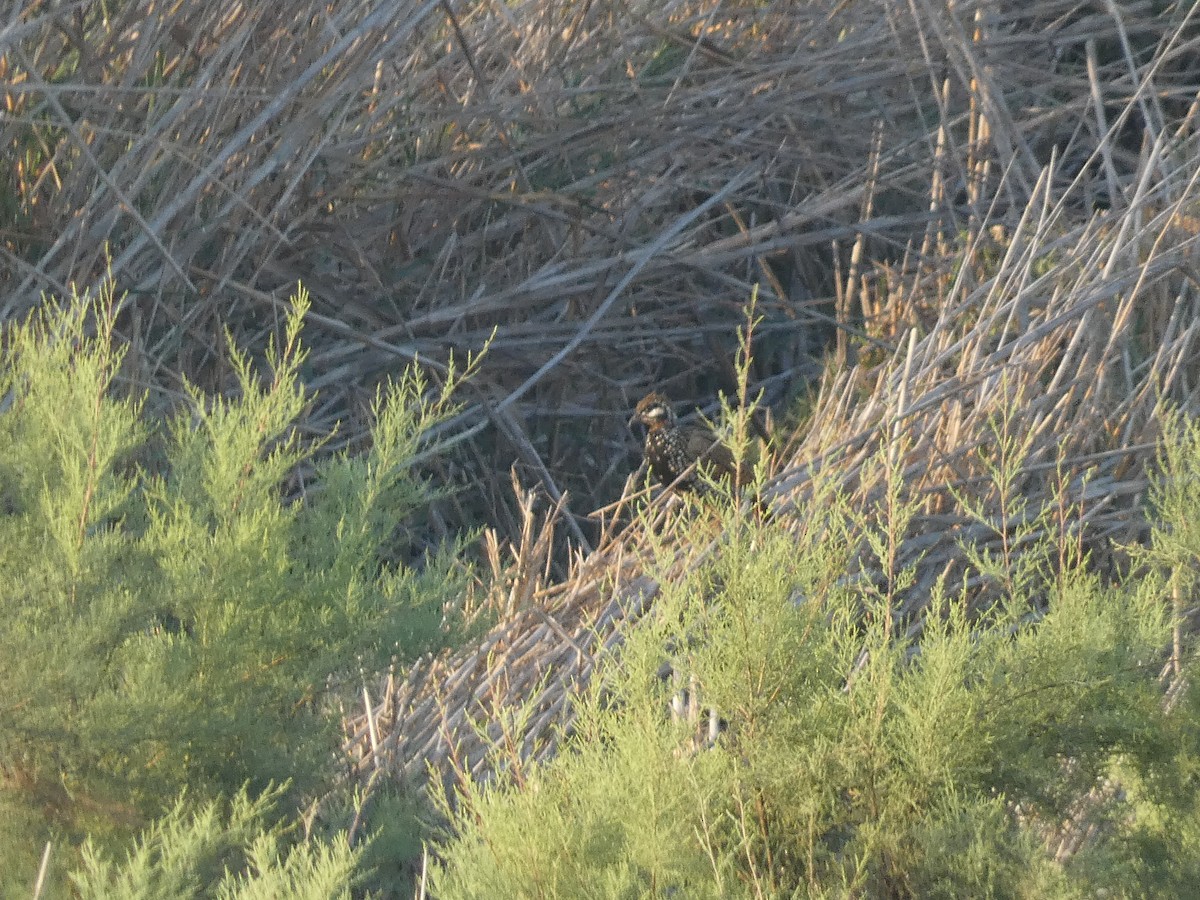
[{"x1": 631, "y1": 392, "x2": 676, "y2": 430}]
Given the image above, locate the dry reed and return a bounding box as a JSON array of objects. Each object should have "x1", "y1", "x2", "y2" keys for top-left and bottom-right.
[{"x1": 7, "y1": 1, "x2": 1198, "y2": 535}]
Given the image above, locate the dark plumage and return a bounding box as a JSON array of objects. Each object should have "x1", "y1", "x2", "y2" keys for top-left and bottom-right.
[{"x1": 630, "y1": 392, "x2": 747, "y2": 490}]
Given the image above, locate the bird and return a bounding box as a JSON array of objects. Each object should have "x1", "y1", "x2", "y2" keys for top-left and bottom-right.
[{"x1": 630, "y1": 392, "x2": 748, "y2": 490}]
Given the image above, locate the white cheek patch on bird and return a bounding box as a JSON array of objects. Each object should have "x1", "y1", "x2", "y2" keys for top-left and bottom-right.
[{"x1": 634, "y1": 392, "x2": 749, "y2": 493}]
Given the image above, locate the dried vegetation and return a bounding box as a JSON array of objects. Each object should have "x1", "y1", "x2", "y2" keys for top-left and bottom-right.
[
  {"x1": 333, "y1": 1, "x2": 1200, "y2": 817},
  {"x1": 5, "y1": 0, "x2": 1200, "y2": 853}
]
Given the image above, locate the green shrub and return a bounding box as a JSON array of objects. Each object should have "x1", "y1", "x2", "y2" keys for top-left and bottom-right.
[
  {"x1": 430, "y1": 423, "x2": 1198, "y2": 898},
  {"x1": 69, "y1": 784, "x2": 361, "y2": 900},
  {"x1": 0, "y1": 282, "x2": 476, "y2": 891}
]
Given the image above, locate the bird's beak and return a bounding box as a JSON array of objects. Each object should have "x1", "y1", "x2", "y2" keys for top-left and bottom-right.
[{"x1": 628, "y1": 411, "x2": 639, "y2": 429}]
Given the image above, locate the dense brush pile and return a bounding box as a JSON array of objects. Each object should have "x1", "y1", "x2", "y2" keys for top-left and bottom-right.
[
  {"x1": 329, "y1": 0, "x2": 1200, "y2": 862},
  {"x1": 346, "y1": 143, "x2": 1200, "y2": 808},
  {"x1": 6, "y1": 1, "x2": 1198, "y2": 535}
]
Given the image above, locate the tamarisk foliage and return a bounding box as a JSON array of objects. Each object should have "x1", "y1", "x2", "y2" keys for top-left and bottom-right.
[
  {"x1": 431, "y1": 426, "x2": 1200, "y2": 898},
  {"x1": 0, "y1": 282, "x2": 477, "y2": 895}
]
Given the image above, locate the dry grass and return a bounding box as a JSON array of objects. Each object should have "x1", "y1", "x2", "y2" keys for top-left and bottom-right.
[
  {"x1": 332, "y1": 6, "x2": 1200, "y2": 851},
  {"x1": 344, "y1": 167, "x2": 1200, "y2": 775},
  {"x1": 343, "y1": 140, "x2": 1200, "y2": 858},
  {"x1": 7, "y1": 0, "x2": 1200, "y2": 862},
  {"x1": 7, "y1": 1, "x2": 1199, "y2": 538}
]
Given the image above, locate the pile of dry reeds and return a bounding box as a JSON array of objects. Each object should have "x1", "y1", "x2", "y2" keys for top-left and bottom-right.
[
  {"x1": 342, "y1": 42, "x2": 1200, "y2": 855},
  {"x1": 344, "y1": 134, "x2": 1200, "y2": 792},
  {"x1": 6, "y1": 1, "x2": 1199, "y2": 539}
]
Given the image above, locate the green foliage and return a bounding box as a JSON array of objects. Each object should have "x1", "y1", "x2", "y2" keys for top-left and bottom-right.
[
  {"x1": 0, "y1": 281, "x2": 477, "y2": 889},
  {"x1": 1068, "y1": 408, "x2": 1200, "y2": 897},
  {"x1": 70, "y1": 784, "x2": 360, "y2": 899},
  {"x1": 430, "y1": 406, "x2": 1200, "y2": 898},
  {"x1": 9, "y1": 277, "x2": 1200, "y2": 897}
]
